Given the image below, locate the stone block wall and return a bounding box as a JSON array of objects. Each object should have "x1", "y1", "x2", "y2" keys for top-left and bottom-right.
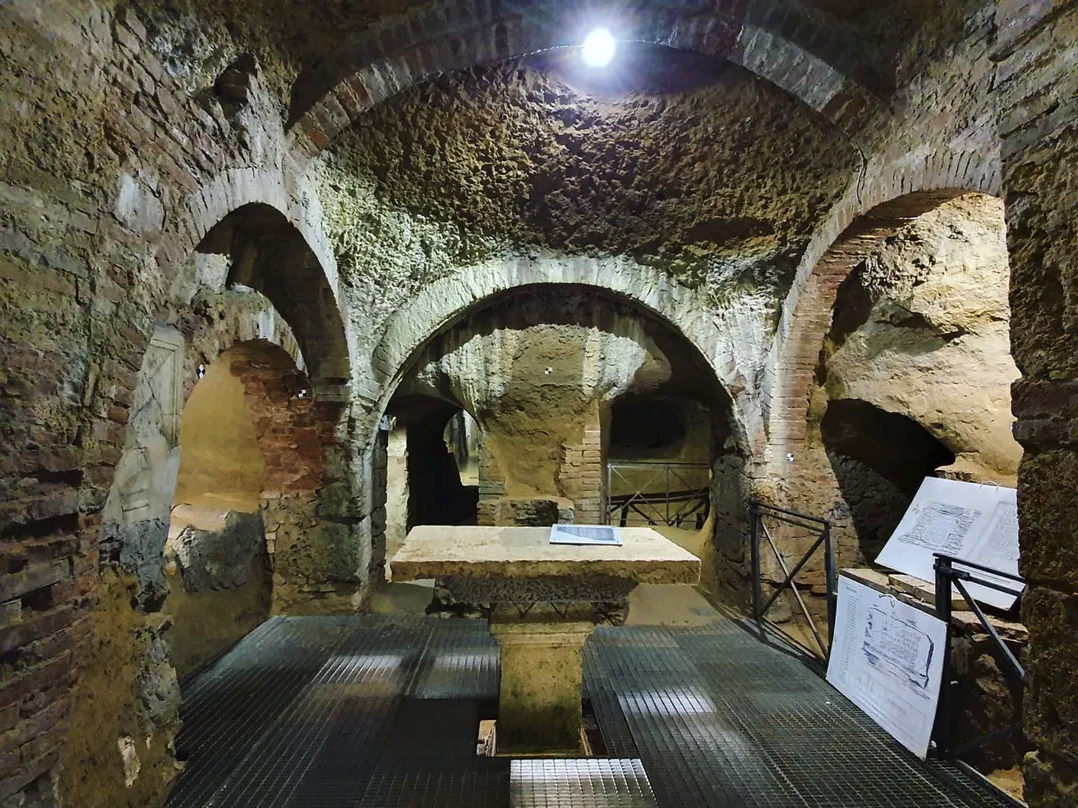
[
  {"x1": 476, "y1": 447, "x2": 507, "y2": 526},
  {"x1": 994, "y1": 1, "x2": 1078, "y2": 801},
  {"x1": 475, "y1": 497, "x2": 575, "y2": 528}
]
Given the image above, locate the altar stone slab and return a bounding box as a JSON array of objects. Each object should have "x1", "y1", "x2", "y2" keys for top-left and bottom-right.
[{"x1": 390, "y1": 524, "x2": 700, "y2": 585}]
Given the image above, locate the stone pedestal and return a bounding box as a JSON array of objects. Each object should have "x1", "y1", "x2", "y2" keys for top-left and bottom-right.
[
  {"x1": 390, "y1": 525, "x2": 700, "y2": 756},
  {"x1": 491, "y1": 615, "x2": 596, "y2": 756}
]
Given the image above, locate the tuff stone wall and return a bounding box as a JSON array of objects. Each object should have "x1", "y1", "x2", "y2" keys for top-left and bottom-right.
[
  {"x1": 319, "y1": 57, "x2": 859, "y2": 408},
  {"x1": 766, "y1": 194, "x2": 1019, "y2": 578},
  {"x1": 994, "y1": 1, "x2": 1078, "y2": 802},
  {"x1": 165, "y1": 511, "x2": 271, "y2": 680},
  {"x1": 55, "y1": 282, "x2": 346, "y2": 807}
]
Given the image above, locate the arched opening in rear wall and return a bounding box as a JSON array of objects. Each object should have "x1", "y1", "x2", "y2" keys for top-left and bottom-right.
[
  {"x1": 382, "y1": 394, "x2": 481, "y2": 577},
  {"x1": 374, "y1": 283, "x2": 751, "y2": 607},
  {"x1": 195, "y1": 203, "x2": 350, "y2": 388},
  {"x1": 813, "y1": 193, "x2": 1021, "y2": 561}
]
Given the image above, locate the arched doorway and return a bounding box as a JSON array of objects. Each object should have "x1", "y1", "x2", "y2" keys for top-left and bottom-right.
[
  {"x1": 372, "y1": 284, "x2": 750, "y2": 607},
  {"x1": 165, "y1": 344, "x2": 276, "y2": 678}
]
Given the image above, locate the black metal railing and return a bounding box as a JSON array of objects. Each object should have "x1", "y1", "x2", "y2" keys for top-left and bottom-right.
[
  {"x1": 750, "y1": 499, "x2": 836, "y2": 660},
  {"x1": 605, "y1": 461, "x2": 710, "y2": 528},
  {"x1": 933, "y1": 553, "x2": 1026, "y2": 760}
]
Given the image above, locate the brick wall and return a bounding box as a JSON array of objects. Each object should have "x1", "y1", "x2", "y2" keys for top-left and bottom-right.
[
  {"x1": 0, "y1": 4, "x2": 351, "y2": 801},
  {"x1": 558, "y1": 427, "x2": 605, "y2": 526}
]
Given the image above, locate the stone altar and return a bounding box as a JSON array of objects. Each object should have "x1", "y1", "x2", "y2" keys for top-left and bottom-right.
[{"x1": 390, "y1": 525, "x2": 700, "y2": 755}]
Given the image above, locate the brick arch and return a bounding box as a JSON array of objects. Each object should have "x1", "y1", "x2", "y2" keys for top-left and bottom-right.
[
  {"x1": 365, "y1": 255, "x2": 760, "y2": 456},
  {"x1": 186, "y1": 198, "x2": 351, "y2": 391},
  {"x1": 765, "y1": 154, "x2": 1003, "y2": 467},
  {"x1": 178, "y1": 291, "x2": 306, "y2": 404},
  {"x1": 170, "y1": 337, "x2": 343, "y2": 613},
  {"x1": 288, "y1": 0, "x2": 886, "y2": 160}
]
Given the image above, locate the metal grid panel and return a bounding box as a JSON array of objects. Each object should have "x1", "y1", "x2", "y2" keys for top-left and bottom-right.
[
  {"x1": 594, "y1": 633, "x2": 799, "y2": 807},
  {"x1": 283, "y1": 619, "x2": 434, "y2": 808},
  {"x1": 165, "y1": 617, "x2": 358, "y2": 808},
  {"x1": 583, "y1": 646, "x2": 639, "y2": 758},
  {"x1": 670, "y1": 622, "x2": 1015, "y2": 808},
  {"x1": 408, "y1": 618, "x2": 499, "y2": 700},
  {"x1": 358, "y1": 767, "x2": 510, "y2": 807},
  {"x1": 167, "y1": 614, "x2": 1017, "y2": 808},
  {"x1": 510, "y1": 759, "x2": 659, "y2": 807}
]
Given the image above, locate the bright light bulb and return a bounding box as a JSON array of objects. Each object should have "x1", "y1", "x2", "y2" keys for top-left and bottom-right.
[{"x1": 581, "y1": 28, "x2": 615, "y2": 68}]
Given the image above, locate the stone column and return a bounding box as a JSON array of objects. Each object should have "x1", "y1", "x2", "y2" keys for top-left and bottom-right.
[
  {"x1": 490, "y1": 610, "x2": 595, "y2": 756},
  {"x1": 994, "y1": 3, "x2": 1078, "y2": 804}
]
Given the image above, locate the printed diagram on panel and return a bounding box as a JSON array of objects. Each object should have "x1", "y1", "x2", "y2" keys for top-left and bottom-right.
[
  {"x1": 861, "y1": 597, "x2": 935, "y2": 694},
  {"x1": 896, "y1": 501, "x2": 980, "y2": 555}
]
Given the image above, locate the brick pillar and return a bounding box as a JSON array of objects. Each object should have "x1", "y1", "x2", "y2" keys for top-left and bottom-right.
[
  {"x1": 558, "y1": 426, "x2": 604, "y2": 525},
  {"x1": 230, "y1": 346, "x2": 355, "y2": 613},
  {"x1": 476, "y1": 444, "x2": 506, "y2": 526},
  {"x1": 994, "y1": 4, "x2": 1078, "y2": 803}
]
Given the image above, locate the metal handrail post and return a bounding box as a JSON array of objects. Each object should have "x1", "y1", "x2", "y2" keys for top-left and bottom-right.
[
  {"x1": 665, "y1": 465, "x2": 670, "y2": 525},
  {"x1": 952, "y1": 577, "x2": 1025, "y2": 682},
  {"x1": 823, "y1": 522, "x2": 837, "y2": 648},
  {"x1": 750, "y1": 501, "x2": 762, "y2": 623},
  {"x1": 934, "y1": 554, "x2": 955, "y2": 758}
]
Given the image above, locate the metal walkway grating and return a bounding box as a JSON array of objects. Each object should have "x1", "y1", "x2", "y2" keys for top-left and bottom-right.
[
  {"x1": 167, "y1": 615, "x2": 1013, "y2": 808},
  {"x1": 511, "y1": 759, "x2": 658, "y2": 807}
]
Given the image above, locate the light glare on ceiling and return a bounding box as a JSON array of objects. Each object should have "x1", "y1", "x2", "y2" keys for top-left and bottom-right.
[{"x1": 581, "y1": 28, "x2": 615, "y2": 68}]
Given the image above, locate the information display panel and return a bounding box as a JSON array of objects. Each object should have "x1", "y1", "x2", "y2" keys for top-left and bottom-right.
[
  {"x1": 875, "y1": 478, "x2": 1021, "y2": 609},
  {"x1": 827, "y1": 576, "x2": 947, "y2": 759}
]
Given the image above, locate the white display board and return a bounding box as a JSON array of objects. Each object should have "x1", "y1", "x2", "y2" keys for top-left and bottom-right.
[
  {"x1": 875, "y1": 477, "x2": 1022, "y2": 610},
  {"x1": 827, "y1": 576, "x2": 947, "y2": 759}
]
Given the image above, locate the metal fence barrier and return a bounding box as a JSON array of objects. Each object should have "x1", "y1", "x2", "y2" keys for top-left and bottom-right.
[
  {"x1": 750, "y1": 499, "x2": 836, "y2": 660},
  {"x1": 605, "y1": 461, "x2": 710, "y2": 528},
  {"x1": 932, "y1": 553, "x2": 1026, "y2": 760}
]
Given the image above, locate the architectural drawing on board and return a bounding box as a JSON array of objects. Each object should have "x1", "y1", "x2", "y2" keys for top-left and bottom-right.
[
  {"x1": 898, "y1": 502, "x2": 980, "y2": 555},
  {"x1": 828, "y1": 576, "x2": 948, "y2": 759},
  {"x1": 862, "y1": 604, "x2": 935, "y2": 692},
  {"x1": 876, "y1": 478, "x2": 1023, "y2": 609}
]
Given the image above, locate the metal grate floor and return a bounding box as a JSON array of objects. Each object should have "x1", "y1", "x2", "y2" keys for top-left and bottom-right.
[{"x1": 166, "y1": 614, "x2": 1012, "y2": 808}]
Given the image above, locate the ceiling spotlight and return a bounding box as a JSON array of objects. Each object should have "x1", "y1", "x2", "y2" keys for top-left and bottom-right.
[{"x1": 581, "y1": 28, "x2": 615, "y2": 68}]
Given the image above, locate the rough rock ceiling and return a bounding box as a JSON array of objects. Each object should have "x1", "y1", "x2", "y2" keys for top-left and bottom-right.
[
  {"x1": 321, "y1": 56, "x2": 859, "y2": 308},
  {"x1": 132, "y1": 0, "x2": 977, "y2": 104},
  {"x1": 133, "y1": 0, "x2": 427, "y2": 96}
]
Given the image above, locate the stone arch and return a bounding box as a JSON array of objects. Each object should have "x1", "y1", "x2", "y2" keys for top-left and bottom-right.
[
  {"x1": 362, "y1": 268, "x2": 758, "y2": 602},
  {"x1": 365, "y1": 255, "x2": 758, "y2": 455},
  {"x1": 765, "y1": 155, "x2": 1003, "y2": 466},
  {"x1": 192, "y1": 201, "x2": 350, "y2": 390},
  {"x1": 288, "y1": 0, "x2": 886, "y2": 160},
  {"x1": 178, "y1": 288, "x2": 307, "y2": 390}
]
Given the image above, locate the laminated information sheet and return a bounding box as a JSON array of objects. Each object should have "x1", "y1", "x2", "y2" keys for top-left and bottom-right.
[
  {"x1": 875, "y1": 477, "x2": 1022, "y2": 609},
  {"x1": 827, "y1": 576, "x2": 947, "y2": 759},
  {"x1": 549, "y1": 524, "x2": 622, "y2": 546}
]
